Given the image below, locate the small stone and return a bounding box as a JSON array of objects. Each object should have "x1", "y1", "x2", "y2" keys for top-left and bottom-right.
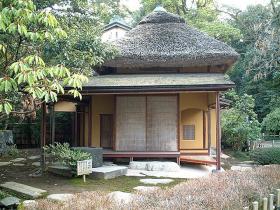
[
  {"x1": 47, "y1": 194, "x2": 74, "y2": 202},
  {"x1": 28, "y1": 155, "x2": 40, "y2": 160},
  {"x1": 0, "y1": 196, "x2": 20, "y2": 207},
  {"x1": 140, "y1": 178, "x2": 174, "y2": 185},
  {"x1": 103, "y1": 161, "x2": 117, "y2": 166},
  {"x1": 31, "y1": 162, "x2": 40, "y2": 167},
  {"x1": 107, "y1": 191, "x2": 133, "y2": 204},
  {"x1": 134, "y1": 186, "x2": 160, "y2": 192},
  {"x1": 10, "y1": 158, "x2": 26, "y2": 162},
  {"x1": 0, "y1": 162, "x2": 11, "y2": 166},
  {"x1": 22, "y1": 200, "x2": 37, "y2": 208},
  {"x1": 221, "y1": 153, "x2": 230, "y2": 159},
  {"x1": 13, "y1": 163, "x2": 25, "y2": 166}
]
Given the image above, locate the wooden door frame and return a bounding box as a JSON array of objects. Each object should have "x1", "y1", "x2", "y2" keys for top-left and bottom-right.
[{"x1": 100, "y1": 114, "x2": 114, "y2": 149}]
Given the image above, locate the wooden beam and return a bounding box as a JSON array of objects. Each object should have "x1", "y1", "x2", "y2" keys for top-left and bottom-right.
[{"x1": 216, "y1": 92, "x2": 221, "y2": 170}]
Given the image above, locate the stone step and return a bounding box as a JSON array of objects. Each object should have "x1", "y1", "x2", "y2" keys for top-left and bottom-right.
[
  {"x1": 90, "y1": 166, "x2": 128, "y2": 179},
  {"x1": 0, "y1": 182, "x2": 47, "y2": 198}
]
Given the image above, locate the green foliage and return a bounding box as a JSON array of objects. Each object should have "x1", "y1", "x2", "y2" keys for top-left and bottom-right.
[
  {"x1": 5, "y1": 144, "x2": 19, "y2": 157},
  {"x1": 228, "y1": 2, "x2": 280, "y2": 121},
  {"x1": 44, "y1": 142, "x2": 91, "y2": 171},
  {"x1": 250, "y1": 147, "x2": 280, "y2": 165},
  {"x1": 221, "y1": 91, "x2": 261, "y2": 150},
  {"x1": 0, "y1": 0, "x2": 88, "y2": 117},
  {"x1": 262, "y1": 108, "x2": 280, "y2": 133}
]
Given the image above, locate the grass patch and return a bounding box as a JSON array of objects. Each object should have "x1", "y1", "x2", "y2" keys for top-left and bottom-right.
[
  {"x1": 224, "y1": 150, "x2": 250, "y2": 162},
  {"x1": 0, "y1": 190, "x2": 10, "y2": 199},
  {"x1": 70, "y1": 176, "x2": 185, "y2": 192}
]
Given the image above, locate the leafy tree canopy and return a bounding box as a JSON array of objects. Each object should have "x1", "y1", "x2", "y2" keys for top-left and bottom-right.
[
  {"x1": 221, "y1": 91, "x2": 261, "y2": 150},
  {"x1": 0, "y1": 0, "x2": 88, "y2": 119},
  {"x1": 262, "y1": 108, "x2": 280, "y2": 133}
]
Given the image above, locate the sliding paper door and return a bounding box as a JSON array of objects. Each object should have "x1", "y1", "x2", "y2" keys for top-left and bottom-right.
[
  {"x1": 146, "y1": 96, "x2": 178, "y2": 151},
  {"x1": 116, "y1": 96, "x2": 146, "y2": 151}
]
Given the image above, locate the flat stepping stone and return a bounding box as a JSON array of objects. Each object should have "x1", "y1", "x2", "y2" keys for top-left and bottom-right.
[
  {"x1": 140, "y1": 178, "x2": 174, "y2": 185},
  {"x1": 0, "y1": 196, "x2": 20, "y2": 207},
  {"x1": 231, "y1": 166, "x2": 252, "y2": 171},
  {"x1": 91, "y1": 166, "x2": 127, "y2": 179},
  {"x1": 129, "y1": 161, "x2": 180, "y2": 172},
  {"x1": 107, "y1": 191, "x2": 133, "y2": 204},
  {"x1": 31, "y1": 162, "x2": 40, "y2": 167},
  {"x1": 0, "y1": 182, "x2": 47, "y2": 198},
  {"x1": 28, "y1": 155, "x2": 40, "y2": 160},
  {"x1": 0, "y1": 162, "x2": 11, "y2": 166},
  {"x1": 134, "y1": 186, "x2": 160, "y2": 192},
  {"x1": 47, "y1": 194, "x2": 73, "y2": 202},
  {"x1": 10, "y1": 158, "x2": 26, "y2": 162},
  {"x1": 13, "y1": 163, "x2": 25, "y2": 166}
]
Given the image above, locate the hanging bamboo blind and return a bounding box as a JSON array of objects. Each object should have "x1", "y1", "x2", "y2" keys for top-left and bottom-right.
[
  {"x1": 116, "y1": 96, "x2": 146, "y2": 151},
  {"x1": 146, "y1": 96, "x2": 178, "y2": 151},
  {"x1": 115, "y1": 95, "x2": 178, "y2": 152}
]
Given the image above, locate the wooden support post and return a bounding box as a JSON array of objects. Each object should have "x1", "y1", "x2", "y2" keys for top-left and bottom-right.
[
  {"x1": 88, "y1": 101, "x2": 92, "y2": 147},
  {"x1": 263, "y1": 197, "x2": 268, "y2": 210},
  {"x1": 50, "y1": 103, "x2": 55, "y2": 145},
  {"x1": 40, "y1": 102, "x2": 47, "y2": 172},
  {"x1": 277, "y1": 189, "x2": 280, "y2": 208},
  {"x1": 253, "y1": 201, "x2": 259, "y2": 210},
  {"x1": 215, "y1": 92, "x2": 221, "y2": 170},
  {"x1": 74, "y1": 105, "x2": 78, "y2": 146},
  {"x1": 207, "y1": 110, "x2": 211, "y2": 155},
  {"x1": 269, "y1": 194, "x2": 274, "y2": 210}
]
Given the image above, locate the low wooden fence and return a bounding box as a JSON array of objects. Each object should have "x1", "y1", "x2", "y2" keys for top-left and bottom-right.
[
  {"x1": 243, "y1": 189, "x2": 280, "y2": 210},
  {"x1": 250, "y1": 134, "x2": 280, "y2": 150}
]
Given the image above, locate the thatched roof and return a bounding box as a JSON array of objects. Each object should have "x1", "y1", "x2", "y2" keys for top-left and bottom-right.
[
  {"x1": 81, "y1": 73, "x2": 235, "y2": 93},
  {"x1": 103, "y1": 8, "x2": 239, "y2": 68}
]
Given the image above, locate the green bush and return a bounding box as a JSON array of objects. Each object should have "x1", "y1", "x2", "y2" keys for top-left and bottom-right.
[
  {"x1": 262, "y1": 108, "x2": 280, "y2": 133},
  {"x1": 44, "y1": 143, "x2": 91, "y2": 172},
  {"x1": 250, "y1": 147, "x2": 280, "y2": 165},
  {"x1": 6, "y1": 144, "x2": 19, "y2": 157}
]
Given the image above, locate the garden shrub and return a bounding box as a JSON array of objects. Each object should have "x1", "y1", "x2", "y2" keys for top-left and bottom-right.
[
  {"x1": 44, "y1": 143, "x2": 91, "y2": 172},
  {"x1": 250, "y1": 147, "x2": 280, "y2": 165}
]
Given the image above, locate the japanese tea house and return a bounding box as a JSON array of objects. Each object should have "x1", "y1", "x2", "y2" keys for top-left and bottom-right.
[{"x1": 43, "y1": 6, "x2": 239, "y2": 170}]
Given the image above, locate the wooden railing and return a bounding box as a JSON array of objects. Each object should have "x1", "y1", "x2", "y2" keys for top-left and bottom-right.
[{"x1": 243, "y1": 189, "x2": 280, "y2": 210}]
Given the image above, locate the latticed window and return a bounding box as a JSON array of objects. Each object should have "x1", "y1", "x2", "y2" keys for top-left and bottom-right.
[{"x1": 183, "y1": 125, "x2": 195, "y2": 140}]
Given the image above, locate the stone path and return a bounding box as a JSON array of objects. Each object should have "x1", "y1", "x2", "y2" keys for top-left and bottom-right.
[
  {"x1": 91, "y1": 166, "x2": 128, "y2": 179},
  {"x1": 10, "y1": 158, "x2": 26, "y2": 162},
  {"x1": 0, "y1": 182, "x2": 47, "y2": 198},
  {"x1": 127, "y1": 164, "x2": 216, "y2": 179},
  {"x1": 28, "y1": 155, "x2": 40, "y2": 160},
  {"x1": 140, "y1": 178, "x2": 174, "y2": 185},
  {"x1": 13, "y1": 163, "x2": 25, "y2": 166},
  {"x1": 129, "y1": 161, "x2": 180, "y2": 172}
]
